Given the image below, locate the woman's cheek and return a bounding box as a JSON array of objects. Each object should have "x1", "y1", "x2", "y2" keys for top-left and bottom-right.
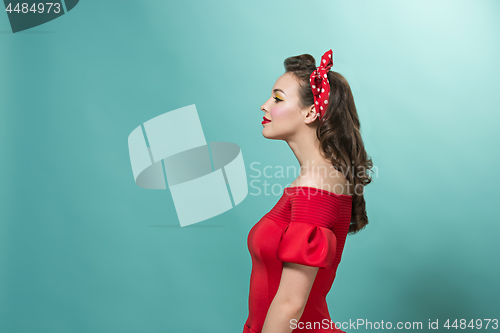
[{"x1": 270, "y1": 106, "x2": 289, "y2": 121}]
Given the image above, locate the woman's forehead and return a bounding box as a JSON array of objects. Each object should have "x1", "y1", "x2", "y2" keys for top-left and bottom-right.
[{"x1": 273, "y1": 73, "x2": 299, "y2": 95}]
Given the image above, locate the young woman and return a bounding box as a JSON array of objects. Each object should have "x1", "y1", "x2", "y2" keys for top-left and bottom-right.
[{"x1": 244, "y1": 49, "x2": 373, "y2": 333}]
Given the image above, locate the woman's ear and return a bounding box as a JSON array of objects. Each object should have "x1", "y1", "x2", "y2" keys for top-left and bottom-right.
[{"x1": 304, "y1": 105, "x2": 319, "y2": 125}]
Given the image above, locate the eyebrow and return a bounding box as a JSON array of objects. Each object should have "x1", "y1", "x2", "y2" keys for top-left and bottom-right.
[{"x1": 273, "y1": 88, "x2": 286, "y2": 95}]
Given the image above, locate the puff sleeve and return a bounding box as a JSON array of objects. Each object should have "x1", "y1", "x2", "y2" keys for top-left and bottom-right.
[{"x1": 277, "y1": 188, "x2": 341, "y2": 269}]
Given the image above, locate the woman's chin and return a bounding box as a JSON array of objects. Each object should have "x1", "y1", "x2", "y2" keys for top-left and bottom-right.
[
  {"x1": 262, "y1": 128, "x2": 272, "y2": 139},
  {"x1": 262, "y1": 130, "x2": 279, "y2": 140}
]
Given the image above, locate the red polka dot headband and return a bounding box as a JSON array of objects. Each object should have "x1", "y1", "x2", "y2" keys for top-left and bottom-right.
[{"x1": 309, "y1": 49, "x2": 333, "y2": 122}]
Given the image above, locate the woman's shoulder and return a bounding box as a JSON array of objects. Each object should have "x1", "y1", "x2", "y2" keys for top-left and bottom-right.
[{"x1": 290, "y1": 171, "x2": 351, "y2": 196}]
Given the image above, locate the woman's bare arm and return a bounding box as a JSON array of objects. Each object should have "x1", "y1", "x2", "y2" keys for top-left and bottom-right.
[{"x1": 261, "y1": 262, "x2": 319, "y2": 333}]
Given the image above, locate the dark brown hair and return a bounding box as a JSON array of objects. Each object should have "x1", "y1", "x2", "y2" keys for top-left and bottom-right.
[{"x1": 284, "y1": 54, "x2": 373, "y2": 234}]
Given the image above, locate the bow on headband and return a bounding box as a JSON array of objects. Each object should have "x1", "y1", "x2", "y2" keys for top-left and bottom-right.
[{"x1": 309, "y1": 49, "x2": 334, "y2": 121}]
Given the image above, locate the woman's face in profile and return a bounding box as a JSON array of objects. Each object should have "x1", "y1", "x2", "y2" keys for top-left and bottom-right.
[{"x1": 261, "y1": 72, "x2": 313, "y2": 140}]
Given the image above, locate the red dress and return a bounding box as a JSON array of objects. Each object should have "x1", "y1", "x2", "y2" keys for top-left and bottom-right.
[{"x1": 244, "y1": 186, "x2": 353, "y2": 333}]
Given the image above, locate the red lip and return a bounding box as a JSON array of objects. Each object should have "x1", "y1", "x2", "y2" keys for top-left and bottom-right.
[{"x1": 262, "y1": 116, "x2": 271, "y2": 124}]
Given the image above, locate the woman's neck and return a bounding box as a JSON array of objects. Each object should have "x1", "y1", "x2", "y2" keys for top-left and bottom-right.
[{"x1": 286, "y1": 130, "x2": 335, "y2": 179}]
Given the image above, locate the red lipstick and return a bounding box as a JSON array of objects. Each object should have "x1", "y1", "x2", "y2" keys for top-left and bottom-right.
[{"x1": 262, "y1": 116, "x2": 271, "y2": 125}]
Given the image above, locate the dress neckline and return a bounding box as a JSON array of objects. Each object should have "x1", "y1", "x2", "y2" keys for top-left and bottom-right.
[{"x1": 284, "y1": 186, "x2": 353, "y2": 199}]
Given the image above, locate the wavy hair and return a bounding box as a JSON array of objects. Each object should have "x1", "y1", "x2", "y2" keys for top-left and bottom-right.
[{"x1": 284, "y1": 54, "x2": 373, "y2": 234}]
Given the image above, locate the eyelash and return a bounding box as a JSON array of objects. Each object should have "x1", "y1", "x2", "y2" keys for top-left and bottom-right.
[{"x1": 273, "y1": 96, "x2": 283, "y2": 102}]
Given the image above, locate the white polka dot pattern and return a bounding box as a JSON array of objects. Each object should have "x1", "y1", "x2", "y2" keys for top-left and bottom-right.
[{"x1": 309, "y1": 49, "x2": 334, "y2": 122}]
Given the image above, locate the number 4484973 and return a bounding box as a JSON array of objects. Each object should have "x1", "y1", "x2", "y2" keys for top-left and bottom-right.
[
  {"x1": 444, "y1": 319, "x2": 498, "y2": 330},
  {"x1": 5, "y1": 3, "x2": 61, "y2": 14}
]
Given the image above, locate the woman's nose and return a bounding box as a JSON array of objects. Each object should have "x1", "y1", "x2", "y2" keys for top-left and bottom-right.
[{"x1": 261, "y1": 102, "x2": 268, "y2": 113}]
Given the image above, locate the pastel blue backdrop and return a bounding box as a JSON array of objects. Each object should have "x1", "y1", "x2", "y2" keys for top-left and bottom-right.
[{"x1": 1, "y1": 1, "x2": 499, "y2": 332}]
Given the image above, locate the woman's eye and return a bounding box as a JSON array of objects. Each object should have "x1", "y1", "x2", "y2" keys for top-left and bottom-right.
[{"x1": 273, "y1": 96, "x2": 283, "y2": 102}]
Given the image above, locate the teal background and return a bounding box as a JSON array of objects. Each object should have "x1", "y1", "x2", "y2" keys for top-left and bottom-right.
[{"x1": 1, "y1": 0, "x2": 499, "y2": 332}]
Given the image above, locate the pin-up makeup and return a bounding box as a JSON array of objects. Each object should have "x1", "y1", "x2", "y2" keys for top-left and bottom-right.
[{"x1": 260, "y1": 73, "x2": 312, "y2": 140}]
